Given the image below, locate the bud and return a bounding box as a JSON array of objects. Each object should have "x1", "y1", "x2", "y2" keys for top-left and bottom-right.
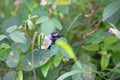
[{"x1": 27, "y1": 19, "x2": 34, "y2": 30}]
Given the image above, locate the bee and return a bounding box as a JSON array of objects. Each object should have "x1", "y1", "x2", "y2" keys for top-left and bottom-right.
[{"x1": 38, "y1": 32, "x2": 60, "y2": 49}]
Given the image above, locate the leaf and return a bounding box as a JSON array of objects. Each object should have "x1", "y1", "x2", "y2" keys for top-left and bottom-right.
[
  {"x1": 102, "y1": 0, "x2": 120, "y2": 21},
  {"x1": 6, "y1": 25, "x2": 17, "y2": 33},
  {"x1": 39, "y1": 18, "x2": 62, "y2": 35},
  {"x1": 105, "y1": 11, "x2": 120, "y2": 24},
  {"x1": 82, "y1": 44, "x2": 99, "y2": 51},
  {"x1": 30, "y1": 6, "x2": 48, "y2": 17},
  {"x1": 0, "y1": 48, "x2": 11, "y2": 58},
  {"x1": 6, "y1": 51, "x2": 19, "y2": 68},
  {"x1": 79, "y1": 54, "x2": 91, "y2": 62},
  {"x1": 10, "y1": 31, "x2": 27, "y2": 44},
  {"x1": 57, "y1": 37, "x2": 67, "y2": 43},
  {"x1": 57, "y1": 5, "x2": 69, "y2": 14},
  {"x1": 85, "y1": 35, "x2": 104, "y2": 44},
  {"x1": 59, "y1": 47, "x2": 71, "y2": 58},
  {"x1": 57, "y1": 69, "x2": 97, "y2": 80},
  {"x1": 57, "y1": 70, "x2": 82, "y2": 80},
  {"x1": 0, "y1": 43, "x2": 11, "y2": 57},
  {"x1": 41, "y1": 61, "x2": 51, "y2": 77},
  {"x1": 113, "y1": 42, "x2": 120, "y2": 51},
  {"x1": 71, "y1": 62, "x2": 96, "y2": 80},
  {"x1": 35, "y1": 16, "x2": 49, "y2": 24},
  {"x1": 101, "y1": 54, "x2": 111, "y2": 70},
  {"x1": 22, "y1": 49, "x2": 54, "y2": 71},
  {"x1": 43, "y1": 67, "x2": 59, "y2": 80},
  {"x1": 112, "y1": 52, "x2": 120, "y2": 65},
  {"x1": 51, "y1": 18, "x2": 62, "y2": 30},
  {"x1": 103, "y1": 36, "x2": 118, "y2": 50},
  {"x1": 55, "y1": 39, "x2": 77, "y2": 60},
  {"x1": 0, "y1": 43, "x2": 10, "y2": 49},
  {"x1": 57, "y1": 0, "x2": 71, "y2": 5},
  {"x1": 53, "y1": 53, "x2": 63, "y2": 67},
  {"x1": 3, "y1": 71, "x2": 16, "y2": 80},
  {"x1": 0, "y1": 35, "x2": 6, "y2": 41},
  {"x1": 103, "y1": 36, "x2": 118, "y2": 45},
  {"x1": 2, "y1": 16, "x2": 19, "y2": 35},
  {"x1": 50, "y1": 44, "x2": 59, "y2": 55},
  {"x1": 16, "y1": 70, "x2": 23, "y2": 80},
  {"x1": 11, "y1": 38, "x2": 30, "y2": 53},
  {"x1": 40, "y1": 20, "x2": 55, "y2": 35}
]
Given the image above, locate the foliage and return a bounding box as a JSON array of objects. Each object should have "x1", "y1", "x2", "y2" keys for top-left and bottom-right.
[{"x1": 0, "y1": 0, "x2": 120, "y2": 80}]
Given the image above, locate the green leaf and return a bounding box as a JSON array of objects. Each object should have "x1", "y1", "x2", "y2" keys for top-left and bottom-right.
[
  {"x1": 113, "y1": 42, "x2": 120, "y2": 51},
  {"x1": 16, "y1": 70, "x2": 23, "y2": 80},
  {"x1": 57, "y1": 37, "x2": 67, "y2": 43},
  {"x1": 35, "y1": 16, "x2": 49, "y2": 24},
  {"x1": 10, "y1": 31, "x2": 27, "y2": 44},
  {"x1": 40, "y1": 20, "x2": 55, "y2": 35},
  {"x1": 53, "y1": 53, "x2": 63, "y2": 67},
  {"x1": 30, "y1": 6, "x2": 48, "y2": 17},
  {"x1": 71, "y1": 62, "x2": 96, "y2": 80},
  {"x1": 0, "y1": 35, "x2": 6, "y2": 41},
  {"x1": 57, "y1": 69, "x2": 97, "y2": 80},
  {"x1": 55, "y1": 39, "x2": 76, "y2": 60},
  {"x1": 0, "y1": 43, "x2": 11, "y2": 57},
  {"x1": 79, "y1": 54, "x2": 91, "y2": 62},
  {"x1": 57, "y1": 70, "x2": 82, "y2": 80},
  {"x1": 112, "y1": 52, "x2": 120, "y2": 65},
  {"x1": 102, "y1": 0, "x2": 120, "y2": 21},
  {"x1": 0, "y1": 48, "x2": 11, "y2": 57},
  {"x1": 59, "y1": 47, "x2": 71, "y2": 58},
  {"x1": 57, "y1": 5, "x2": 69, "y2": 14},
  {"x1": 43, "y1": 67, "x2": 59, "y2": 80},
  {"x1": 6, "y1": 25, "x2": 17, "y2": 33},
  {"x1": 82, "y1": 44, "x2": 99, "y2": 51},
  {"x1": 41, "y1": 61, "x2": 51, "y2": 77},
  {"x1": 2, "y1": 16, "x2": 19, "y2": 35},
  {"x1": 85, "y1": 35, "x2": 104, "y2": 44},
  {"x1": 11, "y1": 38, "x2": 30, "y2": 53},
  {"x1": 50, "y1": 44, "x2": 59, "y2": 55},
  {"x1": 22, "y1": 49, "x2": 54, "y2": 71},
  {"x1": 0, "y1": 43, "x2": 10, "y2": 49},
  {"x1": 103, "y1": 36, "x2": 118, "y2": 45},
  {"x1": 51, "y1": 18, "x2": 62, "y2": 30},
  {"x1": 39, "y1": 18, "x2": 62, "y2": 35},
  {"x1": 101, "y1": 54, "x2": 111, "y2": 70},
  {"x1": 3, "y1": 71, "x2": 16, "y2": 80},
  {"x1": 6, "y1": 51, "x2": 19, "y2": 68},
  {"x1": 105, "y1": 11, "x2": 120, "y2": 24}
]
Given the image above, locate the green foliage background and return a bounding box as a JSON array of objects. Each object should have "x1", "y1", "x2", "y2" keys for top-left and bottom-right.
[{"x1": 0, "y1": 0, "x2": 120, "y2": 80}]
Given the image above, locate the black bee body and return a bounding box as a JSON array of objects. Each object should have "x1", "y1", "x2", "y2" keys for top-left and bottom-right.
[
  {"x1": 51, "y1": 32, "x2": 60, "y2": 42},
  {"x1": 48, "y1": 32, "x2": 60, "y2": 49}
]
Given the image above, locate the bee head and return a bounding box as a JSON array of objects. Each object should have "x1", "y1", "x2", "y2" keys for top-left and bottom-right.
[{"x1": 51, "y1": 32, "x2": 60, "y2": 42}]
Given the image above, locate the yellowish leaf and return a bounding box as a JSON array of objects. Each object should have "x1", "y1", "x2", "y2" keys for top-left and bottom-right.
[
  {"x1": 57, "y1": 0, "x2": 71, "y2": 5},
  {"x1": 55, "y1": 40, "x2": 76, "y2": 60}
]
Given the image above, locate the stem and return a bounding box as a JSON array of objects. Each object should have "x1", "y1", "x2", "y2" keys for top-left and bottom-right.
[
  {"x1": 104, "y1": 63, "x2": 120, "y2": 77},
  {"x1": 31, "y1": 32, "x2": 37, "y2": 80},
  {"x1": 67, "y1": 14, "x2": 81, "y2": 32}
]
